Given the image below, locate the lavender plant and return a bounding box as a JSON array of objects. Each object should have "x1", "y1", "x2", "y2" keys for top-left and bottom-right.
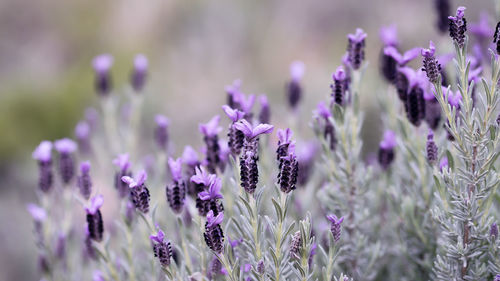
[{"x1": 27, "y1": 4, "x2": 500, "y2": 281}]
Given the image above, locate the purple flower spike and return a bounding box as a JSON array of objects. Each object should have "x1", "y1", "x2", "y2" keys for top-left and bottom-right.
[
  {"x1": 378, "y1": 130, "x2": 396, "y2": 170},
  {"x1": 422, "y1": 41, "x2": 441, "y2": 84},
  {"x1": 494, "y1": 22, "x2": 500, "y2": 55},
  {"x1": 490, "y1": 222, "x2": 498, "y2": 239},
  {"x1": 122, "y1": 170, "x2": 150, "y2": 213},
  {"x1": 448, "y1": 6, "x2": 467, "y2": 48},
  {"x1": 78, "y1": 161, "x2": 92, "y2": 200},
  {"x1": 347, "y1": 28, "x2": 367, "y2": 70},
  {"x1": 54, "y1": 138, "x2": 77, "y2": 154},
  {"x1": 154, "y1": 114, "x2": 169, "y2": 150},
  {"x1": 435, "y1": 0, "x2": 450, "y2": 33},
  {"x1": 290, "y1": 61, "x2": 305, "y2": 81},
  {"x1": 200, "y1": 115, "x2": 223, "y2": 137},
  {"x1": 332, "y1": 66, "x2": 348, "y2": 106},
  {"x1": 150, "y1": 226, "x2": 172, "y2": 267},
  {"x1": 379, "y1": 25, "x2": 398, "y2": 47},
  {"x1": 27, "y1": 203, "x2": 47, "y2": 222},
  {"x1": 326, "y1": 214, "x2": 344, "y2": 243},
  {"x1": 168, "y1": 157, "x2": 183, "y2": 182},
  {"x1": 427, "y1": 130, "x2": 438, "y2": 165},
  {"x1": 92, "y1": 54, "x2": 114, "y2": 95},
  {"x1": 131, "y1": 54, "x2": 148, "y2": 92},
  {"x1": 191, "y1": 166, "x2": 216, "y2": 187},
  {"x1": 222, "y1": 105, "x2": 245, "y2": 122},
  {"x1": 86, "y1": 195, "x2": 104, "y2": 242},
  {"x1": 234, "y1": 119, "x2": 274, "y2": 139},
  {"x1": 182, "y1": 146, "x2": 199, "y2": 168},
  {"x1": 199, "y1": 177, "x2": 223, "y2": 201},
  {"x1": 204, "y1": 210, "x2": 225, "y2": 253},
  {"x1": 258, "y1": 95, "x2": 270, "y2": 124},
  {"x1": 75, "y1": 121, "x2": 91, "y2": 153},
  {"x1": 33, "y1": 141, "x2": 53, "y2": 163},
  {"x1": 122, "y1": 170, "x2": 147, "y2": 188}
]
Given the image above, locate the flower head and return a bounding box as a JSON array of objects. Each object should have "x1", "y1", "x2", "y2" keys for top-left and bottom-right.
[
  {"x1": 191, "y1": 166, "x2": 215, "y2": 186},
  {"x1": 27, "y1": 203, "x2": 47, "y2": 222},
  {"x1": 155, "y1": 115, "x2": 169, "y2": 128},
  {"x1": 93, "y1": 54, "x2": 113, "y2": 74},
  {"x1": 379, "y1": 130, "x2": 396, "y2": 149},
  {"x1": 234, "y1": 119, "x2": 274, "y2": 139},
  {"x1": 199, "y1": 177, "x2": 223, "y2": 201},
  {"x1": 85, "y1": 194, "x2": 104, "y2": 215},
  {"x1": 75, "y1": 121, "x2": 90, "y2": 139},
  {"x1": 290, "y1": 61, "x2": 305, "y2": 81},
  {"x1": 199, "y1": 115, "x2": 223, "y2": 137},
  {"x1": 182, "y1": 145, "x2": 199, "y2": 167},
  {"x1": 54, "y1": 138, "x2": 77, "y2": 154},
  {"x1": 131, "y1": 54, "x2": 148, "y2": 92},
  {"x1": 150, "y1": 225, "x2": 166, "y2": 244},
  {"x1": 168, "y1": 157, "x2": 183, "y2": 182},
  {"x1": 379, "y1": 25, "x2": 398, "y2": 46},
  {"x1": 315, "y1": 101, "x2": 331, "y2": 119},
  {"x1": 33, "y1": 141, "x2": 53, "y2": 162}
]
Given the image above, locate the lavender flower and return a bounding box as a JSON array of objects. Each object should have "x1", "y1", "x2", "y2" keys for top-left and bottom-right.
[
  {"x1": 384, "y1": 47, "x2": 421, "y2": 67},
  {"x1": 315, "y1": 102, "x2": 337, "y2": 150},
  {"x1": 122, "y1": 170, "x2": 151, "y2": 213},
  {"x1": 448, "y1": 7, "x2": 467, "y2": 48},
  {"x1": 234, "y1": 120, "x2": 274, "y2": 193},
  {"x1": 439, "y1": 156, "x2": 449, "y2": 172},
  {"x1": 426, "y1": 130, "x2": 438, "y2": 165},
  {"x1": 379, "y1": 25, "x2": 398, "y2": 47},
  {"x1": 326, "y1": 214, "x2": 344, "y2": 243},
  {"x1": 75, "y1": 121, "x2": 91, "y2": 154},
  {"x1": 113, "y1": 154, "x2": 132, "y2": 198},
  {"x1": 491, "y1": 222, "x2": 498, "y2": 240},
  {"x1": 421, "y1": 41, "x2": 441, "y2": 85},
  {"x1": 191, "y1": 166, "x2": 216, "y2": 215},
  {"x1": 199, "y1": 177, "x2": 224, "y2": 216},
  {"x1": 200, "y1": 115, "x2": 223, "y2": 173},
  {"x1": 77, "y1": 161, "x2": 92, "y2": 200},
  {"x1": 290, "y1": 231, "x2": 302, "y2": 259},
  {"x1": 203, "y1": 211, "x2": 224, "y2": 253},
  {"x1": 297, "y1": 141, "x2": 317, "y2": 186},
  {"x1": 166, "y1": 158, "x2": 186, "y2": 214},
  {"x1": 54, "y1": 138, "x2": 77, "y2": 184},
  {"x1": 208, "y1": 256, "x2": 223, "y2": 279},
  {"x1": 286, "y1": 61, "x2": 305, "y2": 109},
  {"x1": 258, "y1": 95, "x2": 270, "y2": 124},
  {"x1": 331, "y1": 66, "x2": 348, "y2": 106},
  {"x1": 225, "y1": 79, "x2": 242, "y2": 109},
  {"x1": 32, "y1": 141, "x2": 53, "y2": 192},
  {"x1": 257, "y1": 260, "x2": 265, "y2": 275},
  {"x1": 494, "y1": 274, "x2": 500, "y2": 281},
  {"x1": 277, "y1": 128, "x2": 298, "y2": 193},
  {"x1": 92, "y1": 54, "x2": 113, "y2": 96},
  {"x1": 85, "y1": 195, "x2": 104, "y2": 242},
  {"x1": 182, "y1": 145, "x2": 200, "y2": 169},
  {"x1": 27, "y1": 203, "x2": 46, "y2": 246},
  {"x1": 378, "y1": 130, "x2": 396, "y2": 170},
  {"x1": 150, "y1": 226, "x2": 173, "y2": 267},
  {"x1": 154, "y1": 114, "x2": 169, "y2": 151},
  {"x1": 346, "y1": 28, "x2": 367, "y2": 70},
  {"x1": 222, "y1": 105, "x2": 245, "y2": 156},
  {"x1": 130, "y1": 54, "x2": 148, "y2": 92},
  {"x1": 434, "y1": 0, "x2": 450, "y2": 33}
]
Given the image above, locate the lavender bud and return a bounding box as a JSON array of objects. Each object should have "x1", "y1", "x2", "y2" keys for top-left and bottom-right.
[
  {"x1": 494, "y1": 22, "x2": 500, "y2": 54},
  {"x1": 27, "y1": 203, "x2": 46, "y2": 246},
  {"x1": 204, "y1": 211, "x2": 224, "y2": 253},
  {"x1": 290, "y1": 231, "x2": 302, "y2": 259},
  {"x1": 75, "y1": 121, "x2": 91, "y2": 154},
  {"x1": 85, "y1": 195, "x2": 104, "y2": 242},
  {"x1": 113, "y1": 154, "x2": 132, "y2": 198},
  {"x1": 122, "y1": 171, "x2": 151, "y2": 213},
  {"x1": 497, "y1": 112, "x2": 500, "y2": 126},
  {"x1": 198, "y1": 177, "x2": 224, "y2": 216},
  {"x1": 395, "y1": 70, "x2": 409, "y2": 102},
  {"x1": 154, "y1": 115, "x2": 169, "y2": 150},
  {"x1": 55, "y1": 138, "x2": 77, "y2": 184},
  {"x1": 434, "y1": 0, "x2": 450, "y2": 33},
  {"x1": 200, "y1": 116, "x2": 223, "y2": 173},
  {"x1": 150, "y1": 227, "x2": 173, "y2": 267},
  {"x1": 222, "y1": 105, "x2": 245, "y2": 156},
  {"x1": 426, "y1": 130, "x2": 438, "y2": 165},
  {"x1": 378, "y1": 130, "x2": 396, "y2": 170},
  {"x1": 347, "y1": 28, "x2": 367, "y2": 70},
  {"x1": 191, "y1": 166, "x2": 215, "y2": 215},
  {"x1": 276, "y1": 128, "x2": 293, "y2": 161},
  {"x1": 257, "y1": 260, "x2": 265, "y2": 275},
  {"x1": 258, "y1": 95, "x2": 271, "y2": 124},
  {"x1": 166, "y1": 158, "x2": 186, "y2": 214},
  {"x1": 421, "y1": 41, "x2": 441, "y2": 84},
  {"x1": 278, "y1": 154, "x2": 299, "y2": 194},
  {"x1": 130, "y1": 54, "x2": 148, "y2": 92},
  {"x1": 331, "y1": 66, "x2": 347, "y2": 106},
  {"x1": 286, "y1": 61, "x2": 305, "y2": 109},
  {"x1": 92, "y1": 54, "x2": 113, "y2": 96},
  {"x1": 327, "y1": 215, "x2": 344, "y2": 243},
  {"x1": 448, "y1": 7, "x2": 467, "y2": 48},
  {"x1": 78, "y1": 161, "x2": 92, "y2": 200},
  {"x1": 406, "y1": 86, "x2": 426, "y2": 126},
  {"x1": 38, "y1": 254, "x2": 51, "y2": 274},
  {"x1": 491, "y1": 222, "x2": 498, "y2": 240},
  {"x1": 32, "y1": 141, "x2": 53, "y2": 192}
]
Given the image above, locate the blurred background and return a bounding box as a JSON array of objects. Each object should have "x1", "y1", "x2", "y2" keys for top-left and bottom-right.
[{"x1": 0, "y1": 0, "x2": 493, "y2": 279}]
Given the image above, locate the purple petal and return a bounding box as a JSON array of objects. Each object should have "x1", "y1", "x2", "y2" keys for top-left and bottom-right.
[
  {"x1": 239, "y1": 94, "x2": 256, "y2": 113},
  {"x1": 86, "y1": 194, "x2": 103, "y2": 215},
  {"x1": 233, "y1": 119, "x2": 254, "y2": 138},
  {"x1": 347, "y1": 28, "x2": 367, "y2": 43},
  {"x1": 135, "y1": 170, "x2": 147, "y2": 186},
  {"x1": 92, "y1": 54, "x2": 113, "y2": 74},
  {"x1": 277, "y1": 128, "x2": 293, "y2": 144},
  {"x1": 421, "y1": 41, "x2": 436, "y2": 57},
  {"x1": 199, "y1": 115, "x2": 222, "y2": 137},
  {"x1": 198, "y1": 191, "x2": 211, "y2": 201},
  {"x1": 54, "y1": 138, "x2": 77, "y2": 154},
  {"x1": 379, "y1": 130, "x2": 397, "y2": 149},
  {"x1": 113, "y1": 154, "x2": 130, "y2": 171},
  {"x1": 32, "y1": 141, "x2": 53, "y2": 162},
  {"x1": 80, "y1": 161, "x2": 91, "y2": 173},
  {"x1": 252, "y1": 124, "x2": 274, "y2": 138},
  {"x1": 168, "y1": 157, "x2": 183, "y2": 181},
  {"x1": 134, "y1": 54, "x2": 148, "y2": 72},
  {"x1": 75, "y1": 121, "x2": 90, "y2": 139},
  {"x1": 333, "y1": 66, "x2": 346, "y2": 81},
  {"x1": 155, "y1": 115, "x2": 169, "y2": 128},
  {"x1": 290, "y1": 61, "x2": 305, "y2": 81},
  {"x1": 316, "y1": 101, "x2": 331, "y2": 119},
  {"x1": 222, "y1": 105, "x2": 245, "y2": 122},
  {"x1": 182, "y1": 146, "x2": 199, "y2": 167},
  {"x1": 27, "y1": 203, "x2": 47, "y2": 222},
  {"x1": 379, "y1": 25, "x2": 398, "y2": 46}
]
